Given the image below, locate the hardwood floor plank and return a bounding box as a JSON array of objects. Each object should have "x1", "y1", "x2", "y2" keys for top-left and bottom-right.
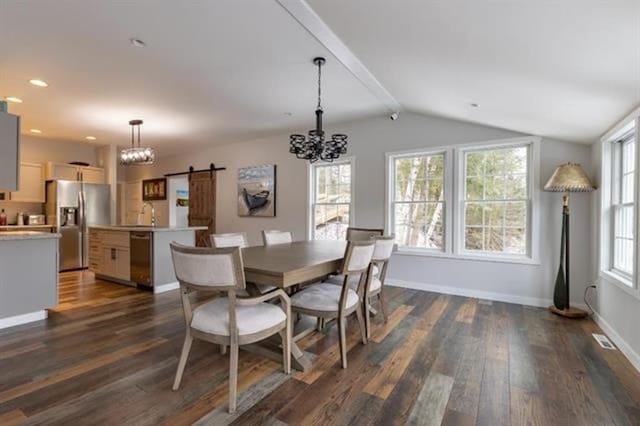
[
  {"x1": 363, "y1": 295, "x2": 449, "y2": 399},
  {"x1": 0, "y1": 337, "x2": 167, "y2": 405},
  {"x1": 510, "y1": 385, "x2": 552, "y2": 426},
  {"x1": 231, "y1": 378, "x2": 307, "y2": 426},
  {"x1": 506, "y1": 303, "x2": 539, "y2": 392},
  {"x1": 441, "y1": 409, "x2": 475, "y2": 426},
  {"x1": 454, "y1": 298, "x2": 477, "y2": 324},
  {"x1": 406, "y1": 372, "x2": 454, "y2": 426},
  {"x1": 476, "y1": 357, "x2": 510, "y2": 426},
  {"x1": 0, "y1": 409, "x2": 27, "y2": 426},
  {"x1": 370, "y1": 304, "x2": 414, "y2": 343}
]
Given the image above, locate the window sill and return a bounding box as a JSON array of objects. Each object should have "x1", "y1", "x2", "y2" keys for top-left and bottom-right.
[
  {"x1": 599, "y1": 270, "x2": 640, "y2": 299},
  {"x1": 394, "y1": 247, "x2": 541, "y2": 266}
]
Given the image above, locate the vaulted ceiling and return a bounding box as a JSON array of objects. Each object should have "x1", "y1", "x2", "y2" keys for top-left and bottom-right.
[{"x1": 1, "y1": 0, "x2": 638, "y2": 156}]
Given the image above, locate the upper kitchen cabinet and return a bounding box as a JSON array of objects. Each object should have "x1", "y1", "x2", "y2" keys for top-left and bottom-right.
[
  {"x1": 0, "y1": 112, "x2": 20, "y2": 191},
  {"x1": 10, "y1": 162, "x2": 45, "y2": 202},
  {"x1": 45, "y1": 162, "x2": 105, "y2": 184}
]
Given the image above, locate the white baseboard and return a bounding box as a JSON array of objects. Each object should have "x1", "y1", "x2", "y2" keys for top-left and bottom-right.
[
  {"x1": 154, "y1": 282, "x2": 179, "y2": 294},
  {"x1": 592, "y1": 312, "x2": 640, "y2": 373},
  {"x1": 0, "y1": 310, "x2": 48, "y2": 330},
  {"x1": 386, "y1": 278, "x2": 589, "y2": 311}
]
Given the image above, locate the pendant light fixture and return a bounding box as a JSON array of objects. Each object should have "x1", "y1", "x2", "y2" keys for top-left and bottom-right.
[
  {"x1": 289, "y1": 57, "x2": 347, "y2": 163},
  {"x1": 120, "y1": 119, "x2": 155, "y2": 165}
]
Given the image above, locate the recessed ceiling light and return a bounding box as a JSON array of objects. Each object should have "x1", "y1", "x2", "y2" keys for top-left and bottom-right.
[
  {"x1": 470, "y1": 102, "x2": 479, "y2": 108},
  {"x1": 130, "y1": 38, "x2": 146, "y2": 48},
  {"x1": 30, "y1": 129, "x2": 42, "y2": 134},
  {"x1": 5, "y1": 96, "x2": 23, "y2": 103},
  {"x1": 85, "y1": 136, "x2": 97, "y2": 141},
  {"x1": 284, "y1": 112, "x2": 293, "y2": 116},
  {"x1": 29, "y1": 79, "x2": 48, "y2": 87}
]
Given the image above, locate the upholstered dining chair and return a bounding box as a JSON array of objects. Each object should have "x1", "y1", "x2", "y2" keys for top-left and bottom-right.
[
  {"x1": 262, "y1": 230, "x2": 293, "y2": 245},
  {"x1": 170, "y1": 243, "x2": 291, "y2": 414},
  {"x1": 327, "y1": 235, "x2": 395, "y2": 337},
  {"x1": 346, "y1": 227, "x2": 384, "y2": 241},
  {"x1": 210, "y1": 232, "x2": 249, "y2": 249},
  {"x1": 211, "y1": 232, "x2": 276, "y2": 295},
  {"x1": 290, "y1": 240, "x2": 374, "y2": 368}
]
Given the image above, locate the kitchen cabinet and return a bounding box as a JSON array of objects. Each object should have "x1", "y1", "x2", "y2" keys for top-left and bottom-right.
[
  {"x1": 10, "y1": 163, "x2": 45, "y2": 202},
  {"x1": 0, "y1": 112, "x2": 20, "y2": 191},
  {"x1": 89, "y1": 229, "x2": 130, "y2": 282},
  {"x1": 45, "y1": 162, "x2": 105, "y2": 184}
]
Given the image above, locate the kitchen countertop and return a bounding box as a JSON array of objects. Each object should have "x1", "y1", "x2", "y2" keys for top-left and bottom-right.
[
  {"x1": 0, "y1": 231, "x2": 61, "y2": 241},
  {"x1": 89, "y1": 225, "x2": 208, "y2": 232}
]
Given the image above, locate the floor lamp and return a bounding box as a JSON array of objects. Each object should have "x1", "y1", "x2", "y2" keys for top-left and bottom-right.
[{"x1": 544, "y1": 163, "x2": 595, "y2": 318}]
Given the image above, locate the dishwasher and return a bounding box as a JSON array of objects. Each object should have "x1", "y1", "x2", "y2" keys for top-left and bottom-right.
[{"x1": 130, "y1": 231, "x2": 152, "y2": 288}]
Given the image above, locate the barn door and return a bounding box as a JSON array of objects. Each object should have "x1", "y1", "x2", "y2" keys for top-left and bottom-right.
[{"x1": 188, "y1": 171, "x2": 216, "y2": 247}]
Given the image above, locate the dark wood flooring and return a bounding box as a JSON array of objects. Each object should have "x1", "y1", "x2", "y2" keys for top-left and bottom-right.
[{"x1": 0, "y1": 271, "x2": 639, "y2": 425}]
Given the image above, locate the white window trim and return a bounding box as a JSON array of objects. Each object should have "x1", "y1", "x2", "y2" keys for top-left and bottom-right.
[
  {"x1": 599, "y1": 115, "x2": 640, "y2": 299},
  {"x1": 306, "y1": 156, "x2": 355, "y2": 241},
  {"x1": 385, "y1": 136, "x2": 541, "y2": 265}
]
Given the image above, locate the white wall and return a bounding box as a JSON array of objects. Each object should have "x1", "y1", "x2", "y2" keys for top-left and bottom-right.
[{"x1": 125, "y1": 112, "x2": 592, "y2": 307}]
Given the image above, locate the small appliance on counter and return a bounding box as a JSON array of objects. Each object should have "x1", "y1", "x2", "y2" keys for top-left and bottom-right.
[{"x1": 26, "y1": 214, "x2": 46, "y2": 225}]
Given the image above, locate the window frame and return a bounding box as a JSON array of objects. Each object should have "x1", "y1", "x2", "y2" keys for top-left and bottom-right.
[
  {"x1": 307, "y1": 157, "x2": 355, "y2": 241},
  {"x1": 385, "y1": 136, "x2": 540, "y2": 265},
  {"x1": 386, "y1": 148, "x2": 452, "y2": 254},
  {"x1": 600, "y1": 117, "x2": 639, "y2": 295},
  {"x1": 610, "y1": 134, "x2": 635, "y2": 281},
  {"x1": 455, "y1": 139, "x2": 539, "y2": 263}
]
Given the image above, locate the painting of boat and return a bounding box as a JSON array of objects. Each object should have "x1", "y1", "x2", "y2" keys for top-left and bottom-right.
[{"x1": 237, "y1": 164, "x2": 276, "y2": 217}]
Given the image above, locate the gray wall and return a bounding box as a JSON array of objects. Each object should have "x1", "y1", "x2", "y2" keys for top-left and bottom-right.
[
  {"x1": 590, "y1": 139, "x2": 640, "y2": 367},
  {"x1": 125, "y1": 112, "x2": 592, "y2": 306}
]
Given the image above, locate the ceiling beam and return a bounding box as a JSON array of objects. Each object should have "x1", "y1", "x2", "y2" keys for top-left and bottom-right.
[{"x1": 276, "y1": 0, "x2": 401, "y2": 115}]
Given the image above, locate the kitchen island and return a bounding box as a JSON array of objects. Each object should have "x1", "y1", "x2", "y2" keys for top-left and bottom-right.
[
  {"x1": 88, "y1": 226, "x2": 207, "y2": 294},
  {"x1": 0, "y1": 231, "x2": 60, "y2": 329}
]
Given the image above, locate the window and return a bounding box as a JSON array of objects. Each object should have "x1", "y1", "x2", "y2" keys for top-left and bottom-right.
[
  {"x1": 462, "y1": 145, "x2": 529, "y2": 255},
  {"x1": 386, "y1": 137, "x2": 539, "y2": 263},
  {"x1": 611, "y1": 133, "x2": 635, "y2": 279},
  {"x1": 390, "y1": 152, "x2": 445, "y2": 250},
  {"x1": 309, "y1": 159, "x2": 353, "y2": 240}
]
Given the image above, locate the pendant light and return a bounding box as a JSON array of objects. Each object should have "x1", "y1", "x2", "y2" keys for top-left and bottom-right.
[
  {"x1": 289, "y1": 57, "x2": 347, "y2": 163},
  {"x1": 120, "y1": 119, "x2": 155, "y2": 165}
]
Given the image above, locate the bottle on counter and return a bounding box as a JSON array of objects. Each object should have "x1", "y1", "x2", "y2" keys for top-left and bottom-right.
[{"x1": 0, "y1": 209, "x2": 7, "y2": 226}]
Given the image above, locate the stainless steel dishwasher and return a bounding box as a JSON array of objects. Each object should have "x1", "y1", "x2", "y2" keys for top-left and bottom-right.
[{"x1": 130, "y1": 231, "x2": 152, "y2": 288}]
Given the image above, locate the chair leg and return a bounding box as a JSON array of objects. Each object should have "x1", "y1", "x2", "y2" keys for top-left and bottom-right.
[
  {"x1": 378, "y1": 293, "x2": 388, "y2": 323},
  {"x1": 356, "y1": 303, "x2": 368, "y2": 344},
  {"x1": 338, "y1": 315, "x2": 347, "y2": 369},
  {"x1": 172, "y1": 334, "x2": 193, "y2": 391},
  {"x1": 220, "y1": 345, "x2": 227, "y2": 355},
  {"x1": 280, "y1": 327, "x2": 291, "y2": 374},
  {"x1": 228, "y1": 343, "x2": 239, "y2": 414}
]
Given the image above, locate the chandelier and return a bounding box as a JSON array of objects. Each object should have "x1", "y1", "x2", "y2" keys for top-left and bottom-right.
[
  {"x1": 120, "y1": 119, "x2": 155, "y2": 165},
  {"x1": 289, "y1": 57, "x2": 347, "y2": 163}
]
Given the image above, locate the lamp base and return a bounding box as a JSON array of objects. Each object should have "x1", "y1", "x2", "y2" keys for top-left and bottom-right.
[{"x1": 548, "y1": 305, "x2": 588, "y2": 319}]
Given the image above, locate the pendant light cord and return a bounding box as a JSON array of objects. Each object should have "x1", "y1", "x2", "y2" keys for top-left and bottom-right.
[
  {"x1": 131, "y1": 124, "x2": 134, "y2": 149},
  {"x1": 137, "y1": 124, "x2": 141, "y2": 148}
]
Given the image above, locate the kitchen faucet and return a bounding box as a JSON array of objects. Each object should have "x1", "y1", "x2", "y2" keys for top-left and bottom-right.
[{"x1": 141, "y1": 201, "x2": 156, "y2": 227}]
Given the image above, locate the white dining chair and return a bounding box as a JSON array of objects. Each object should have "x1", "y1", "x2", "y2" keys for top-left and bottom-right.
[
  {"x1": 211, "y1": 232, "x2": 276, "y2": 295},
  {"x1": 290, "y1": 240, "x2": 374, "y2": 368},
  {"x1": 262, "y1": 230, "x2": 293, "y2": 246},
  {"x1": 327, "y1": 235, "x2": 395, "y2": 337},
  {"x1": 170, "y1": 243, "x2": 291, "y2": 414},
  {"x1": 210, "y1": 232, "x2": 249, "y2": 249}
]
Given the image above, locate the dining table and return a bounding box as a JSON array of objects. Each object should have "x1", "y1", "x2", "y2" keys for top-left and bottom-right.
[{"x1": 241, "y1": 239, "x2": 348, "y2": 371}]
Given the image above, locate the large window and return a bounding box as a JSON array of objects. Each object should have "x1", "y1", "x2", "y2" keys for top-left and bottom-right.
[
  {"x1": 611, "y1": 133, "x2": 635, "y2": 278},
  {"x1": 462, "y1": 145, "x2": 529, "y2": 255},
  {"x1": 386, "y1": 137, "x2": 539, "y2": 263},
  {"x1": 390, "y1": 152, "x2": 445, "y2": 250},
  {"x1": 309, "y1": 159, "x2": 353, "y2": 240}
]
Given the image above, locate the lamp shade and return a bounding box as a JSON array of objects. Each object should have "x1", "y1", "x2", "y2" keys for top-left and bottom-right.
[{"x1": 544, "y1": 163, "x2": 595, "y2": 192}]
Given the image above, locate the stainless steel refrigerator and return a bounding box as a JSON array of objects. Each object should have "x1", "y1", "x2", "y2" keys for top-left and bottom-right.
[{"x1": 46, "y1": 180, "x2": 111, "y2": 271}]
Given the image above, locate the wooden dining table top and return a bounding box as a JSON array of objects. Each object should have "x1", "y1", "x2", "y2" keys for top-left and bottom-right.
[{"x1": 242, "y1": 240, "x2": 347, "y2": 288}]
